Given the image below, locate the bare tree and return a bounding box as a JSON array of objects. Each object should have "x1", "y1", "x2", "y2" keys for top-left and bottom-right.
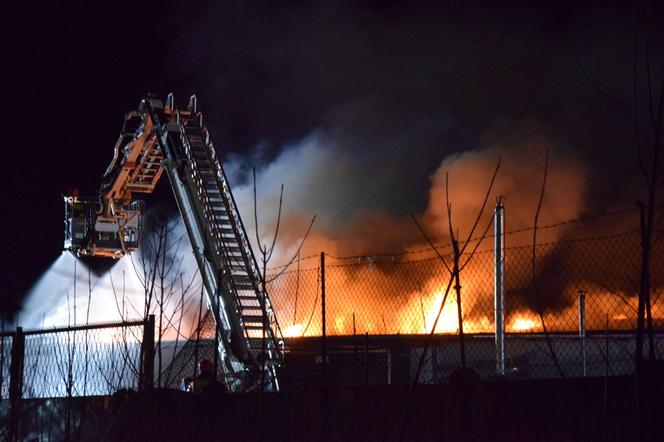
[
  {"x1": 574, "y1": 16, "x2": 663, "y2": 366},
  {"x1": 126, "y1": 214, "x2": 199, "y2": 388},
  {"x1": 574, "y1": 15, "x2": 664, "y2": 441}
]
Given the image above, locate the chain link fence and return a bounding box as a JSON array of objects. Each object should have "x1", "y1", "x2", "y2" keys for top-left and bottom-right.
[
  {"x1": 161, "y1": 311, "x2": 220, "y2": 389},
  {"x1": 264, "y1": 224, "x2": 664, "y2": 383},
  {"x1": 0, "y1": 335, "x2": 11, "y2": 398},
  {"x1": 0, "y1": 319, "x2": 151, "y2": 400}
]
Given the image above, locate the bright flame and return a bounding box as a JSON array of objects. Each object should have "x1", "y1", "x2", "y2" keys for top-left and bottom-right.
[
  {"x1": 512, "y1": 317, "x2": 537, "y2": 331},
  {"x1": 283, "y1": 323, "x2": 304, "y2": 338},
  {"x1": 425, "y1": 292, "x2": 460, "y2": 334},
  {"x1": 334, "y1": 316, "x2": 346, "y2": 333}
]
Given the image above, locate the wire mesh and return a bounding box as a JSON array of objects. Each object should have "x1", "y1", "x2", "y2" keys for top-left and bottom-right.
[
  {"x1": 161, "y1": 311, "x2": 220, "y2": 389},
  {"x1": 0, "y1": 335, "x2": 11, "y2": 399},
  {"x1": 264, "y1": 227, "x2": 664, "y2": 382},
  {"x1": 12, "y1": 321, "x2": 145, "y2": 398}
]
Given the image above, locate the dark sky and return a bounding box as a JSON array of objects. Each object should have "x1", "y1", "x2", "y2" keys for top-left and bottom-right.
[{"x1": 2, "y1": 0, "x2": 663, "y2": 317}]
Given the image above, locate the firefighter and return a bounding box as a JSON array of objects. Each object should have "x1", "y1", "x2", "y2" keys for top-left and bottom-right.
[{"x1": 184, "y1": 359, "x2": 227, "y2": 394}]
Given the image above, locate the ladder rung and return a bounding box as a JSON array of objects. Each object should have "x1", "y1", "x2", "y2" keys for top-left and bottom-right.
[
  {"x1": 239, "y1": 302, "x2": 261, "y2": 309},
  {"x1": 234, "y1": 284, "x2": 254, "y2": 291},
  {"x1": 210, "y1": 228, "x2": 235, "y2": 235},
  {"x1": 244, "y1": 325, "x2": 264, "y2": 330},
  {"x1": 241, "y1": 309, "x2": 264, "y2": 318}
]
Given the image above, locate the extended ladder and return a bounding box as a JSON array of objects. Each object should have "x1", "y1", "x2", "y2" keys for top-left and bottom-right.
[
  {"x1": 147, "y1": 95, "x2": 284, "y2": 390},
  {"x1": 65, "y1": 94, "x2": 283, "y2": 390}
]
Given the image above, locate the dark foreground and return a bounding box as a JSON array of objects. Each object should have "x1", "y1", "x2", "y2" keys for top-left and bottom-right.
[{"x1": 3, "y1": 369, "x2": 664, "y2": 442}]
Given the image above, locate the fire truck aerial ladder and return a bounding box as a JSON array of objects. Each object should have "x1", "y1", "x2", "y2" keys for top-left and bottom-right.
[{"x1": 63, "y1": 94, "x2": 284, "y2": 391}]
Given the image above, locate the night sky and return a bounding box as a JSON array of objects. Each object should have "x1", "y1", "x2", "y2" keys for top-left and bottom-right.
[{"x1": 2, "y1": 0, "x2": 663, "y2": 317}]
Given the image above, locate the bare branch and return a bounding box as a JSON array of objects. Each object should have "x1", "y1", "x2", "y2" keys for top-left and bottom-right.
[
  {"x1": 460, "y1": 155, "x2": 502, "y2": 254},
  {"x1": 573, "y1": 52, "x2": 654, "y2": 147},
  {"x1": 459, "y1": 215, "x2": 494, "y2": 271},
  {"x1": 632, "y1": 27, "x2": 650, "y2": 185},
  {"x1": 445, "y1": 172, "x2": 454, "y2": 243},
  {"x1": 266, "y1": 215, "x2": 317, "y2": 283},
  {"x1": 253, "y1": 167, "x2": 265, "y2": 253},
  {"x1": 645, "y1": 34, "x2": 656, "y2": 132},
  {"x1": 265, "y1": 184, "x2": 284, "y2": 262},
  {"x1": 531, "y1": 148, "x2": 564, "y2": 378},
  {"x1": 410, "y1": 213, "x2": 452, "y2": 274},
  {"x1": 532, "y1": 148, "x2": 549, "y2": 250}
]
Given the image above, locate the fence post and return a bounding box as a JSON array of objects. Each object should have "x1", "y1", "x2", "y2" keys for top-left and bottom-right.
[
  {"x1": 9, "y1": 327, "x2": 24, "y2": 442},
  {"x1": 319, "y1": 252, "x2": 328, "y2": 442},
  {"x1": 9, "y1": 327, "x2": 24, "y2": 402},
  {"x1": 578, "y1": 291, "x2": 587, "y2": 377},
  {"x1": 365, "y1": 332, "x2": 369, "y2": 386},
  {"x1": 141, "y1": 315, "x2": 155, "y2": 391},
  {"x1": 321, "y1": 252, "x2": 327, "y2": 381},
  {"x1": 494, "y1": 197, "x2": 505, "y2": 376}
]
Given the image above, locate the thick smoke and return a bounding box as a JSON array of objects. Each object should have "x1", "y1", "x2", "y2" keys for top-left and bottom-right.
[
  {"x1": 223, "y1": 114, "x2": 630, "y2": 330},
  {"x1": 230, "y1": 117, "x2": 588, "y2": 263}
]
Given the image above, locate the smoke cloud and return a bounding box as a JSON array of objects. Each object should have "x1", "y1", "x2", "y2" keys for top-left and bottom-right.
[{"x1": 230, "y1": 116, "x2": 588, "y2": 263}]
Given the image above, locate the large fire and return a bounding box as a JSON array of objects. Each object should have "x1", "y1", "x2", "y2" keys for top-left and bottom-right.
[{"x1": 268, "y1": 248, "x2": 664, "y2": 338}]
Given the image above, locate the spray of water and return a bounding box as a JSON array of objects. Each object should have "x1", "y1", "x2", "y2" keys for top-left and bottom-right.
[{"x1": 22, "y1": 220, "x2": 202, "y2": 338}]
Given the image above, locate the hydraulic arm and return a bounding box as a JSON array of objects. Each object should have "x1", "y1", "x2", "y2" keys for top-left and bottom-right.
[{"x1": 64, "y1": 94, "x2": 283, "y2": 391}]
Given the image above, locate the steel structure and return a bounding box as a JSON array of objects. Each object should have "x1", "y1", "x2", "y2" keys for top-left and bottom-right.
[{"x1": 63, "y1": 94, "x2": 283, "y2": 391}]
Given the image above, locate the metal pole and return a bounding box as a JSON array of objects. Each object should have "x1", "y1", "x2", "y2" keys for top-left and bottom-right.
[
  {"x1": 353, "y1": 312, "x2": 358, "y2": 386},
  {"x1": 321, "y1": 252, "x2": 327, "y2": 381},
  {"x1": 604, "y1": 314, "x2": 609, "y2": 442},
  {"x1": 9, "y1": 327, "x2": 24, "y2": 442},
  {"x1": 9, "y1": 327, "x2": 24, "y2": 403},
  {"x1": 579, "y1": 291, "x2": 587, "y2": 377},
  {"x1": 365, "y1": 332, "x2": 369, "y2": 386},
  {"x1": 1, "y1": 317, "x2": 5, "y2": 398},
  {"x1": 141, "y1": 315, "x2": 155, "y2": 391},
  {"x1": 494, "y1": 197, "x2": 505, "y2": 376}
]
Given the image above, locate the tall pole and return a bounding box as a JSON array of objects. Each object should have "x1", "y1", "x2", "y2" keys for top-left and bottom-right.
[
  {"x1": 9, "y1": 327, "x2": 24, "y2": 442},
  {"x1": 321, "y1": 252, "x2": 327, "y2": 380},
  {"x1": 494, "y1": 197, "x2": 505, "y2": 376},
  {"x1": 579, "y1": 291, "x2": 587, "y2": 377},
  {"x1": 141, "y1": 315, "x2": 155, "y2": 391},
  {"x1": 320, "y1": 252, "x2": 328, "y2": 442}
]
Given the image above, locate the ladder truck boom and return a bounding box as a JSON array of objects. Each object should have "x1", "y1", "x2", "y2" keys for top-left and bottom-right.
[{"x1": 63, "y1": 94, "x2": 284, "y2": 391}]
